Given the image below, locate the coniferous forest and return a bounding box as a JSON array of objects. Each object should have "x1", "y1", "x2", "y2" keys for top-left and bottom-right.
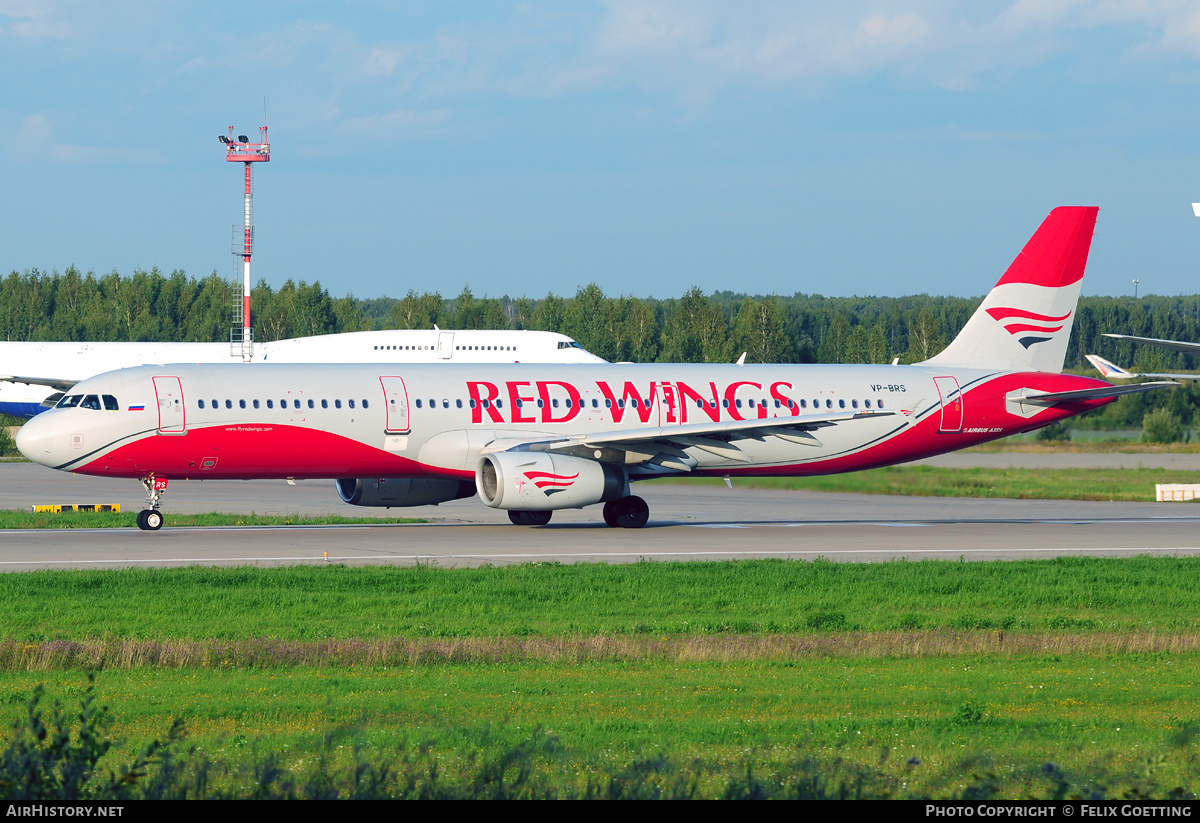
[{"x1": 5, "y1": 266, "x2": 1200, "y2": 432}]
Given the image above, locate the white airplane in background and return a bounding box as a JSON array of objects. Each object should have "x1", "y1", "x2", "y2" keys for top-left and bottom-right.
[
  {"x1": 18, "y1": 207, "x2": 1175, "y2": 530},
  {"x1": 0, "y1": 328, "x2": 604, "y2": 418},
  {"x1": 1085, "y1": 354, "x2": 1200, "y2": 382}
]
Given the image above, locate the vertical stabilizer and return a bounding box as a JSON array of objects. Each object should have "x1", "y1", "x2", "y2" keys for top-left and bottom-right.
[{"x1": 924, "y1": 206, "x2": 1098, "y2": 373}]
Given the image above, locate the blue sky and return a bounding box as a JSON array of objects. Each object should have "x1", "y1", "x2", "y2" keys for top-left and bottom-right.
[{"x1": 4, "y1": 1, "x2": 1200, "y2": 300}]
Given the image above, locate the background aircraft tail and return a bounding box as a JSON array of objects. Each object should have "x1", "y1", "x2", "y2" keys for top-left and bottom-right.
[{"x1": 923, "y1": 206, "x2": 1098, "y2": 373}]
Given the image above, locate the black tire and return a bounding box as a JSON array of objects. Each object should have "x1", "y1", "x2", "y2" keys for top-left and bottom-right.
[
  {"x1": 136, "y1": 510, "x2": 149, "y2": 530},
  {"x1": 144, "y1": 510, "x2": 164, "y2": 531},
  {"x1": 616, "y1": 496, "x2": 649, "y2": 529},
  {"x1": 508, "y1": 511, "x2": 528, "y2": 525},
  {"x1": 602, "y1": 500, "x2": 621, "y2": 528},
  {"x1": 525, "y1": 510, "x2": 552, "y2": 526}
]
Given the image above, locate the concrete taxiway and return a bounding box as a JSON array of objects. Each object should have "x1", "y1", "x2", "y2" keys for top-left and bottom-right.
[{"x1": 2, "y1": 461, "x2": 1200, "y2": 570}]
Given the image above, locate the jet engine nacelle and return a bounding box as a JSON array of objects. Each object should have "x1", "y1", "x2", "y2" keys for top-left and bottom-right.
[
  {"x1": 476, "y1": 452, "x2": 626, "y2": 510},
  {"x1": 335, "y1": 477, "x2": 476, "y2": 508}
]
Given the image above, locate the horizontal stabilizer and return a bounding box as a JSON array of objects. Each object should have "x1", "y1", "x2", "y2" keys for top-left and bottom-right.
[{"x1": 1017, "y1": 381, "x2": 1178, "y2": 406}]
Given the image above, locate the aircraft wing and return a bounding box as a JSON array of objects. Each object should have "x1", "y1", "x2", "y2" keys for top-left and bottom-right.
[
  {"x1": 1016, "y1": 381, "x2": 1179, "y2": 406},
  {"x1": 485, "y1": 409, "x2": 896, "y2": 468},
  {"x1": 1085, "y1": 354, "x2": 1200, "y2": 382},
  {"x1": 1102, "y1": 334, "x2": 1200, "y2": 354},
  {"x1": 0, "y1": 375, "x2": 79, "y2": 392}
]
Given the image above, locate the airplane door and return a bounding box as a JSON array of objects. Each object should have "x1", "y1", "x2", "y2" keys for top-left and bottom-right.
[
  {"x1": 657, "y1": 382, "x2": 682, "y2": 425},
  {"x1": 933, "y1": 376, "x2": 963, "y2": 433},
  {"x1": 380, "y1": 376, "x2": 410, "y2": 433},
  {"x1": 437, "y1": 332, "x2": 454, "y2": 360},
  {"x1": 152, "y1": 376, "x2": 186, "y2": 434}
]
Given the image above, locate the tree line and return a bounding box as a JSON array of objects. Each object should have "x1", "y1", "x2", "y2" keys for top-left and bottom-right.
[
  {"x1": 6, "y1": 267, "x2": 1200, "y2": 374},
  {"x1": 6, "y1": 266, "x2": 1200, "y2": 434}
]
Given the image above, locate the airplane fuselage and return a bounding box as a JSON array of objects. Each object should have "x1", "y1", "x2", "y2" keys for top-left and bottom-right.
[{"x1": 18, "y1": 362, "x2": 1114, "y2": 483}]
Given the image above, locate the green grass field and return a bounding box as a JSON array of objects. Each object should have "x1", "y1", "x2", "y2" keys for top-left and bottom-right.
[
  {"x1": 693, "y1": 466, "x2": 1200, "y2": 501},
  {"x1": 2, "y1": 560, "x2": 1200, "y2": 797}
]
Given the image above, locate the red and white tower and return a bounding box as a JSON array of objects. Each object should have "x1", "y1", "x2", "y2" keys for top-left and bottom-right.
[{"x1": 220, "y1": 125, "x2": 269, "y2": 361}]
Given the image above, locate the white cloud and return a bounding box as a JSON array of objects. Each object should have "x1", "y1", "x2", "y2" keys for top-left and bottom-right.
[
  {"x1": 11, "y1": 113, "x2": 159, "y2": 163},
  {"x1": 335, "y1": 108, "x2": 449, "y2": 139}
]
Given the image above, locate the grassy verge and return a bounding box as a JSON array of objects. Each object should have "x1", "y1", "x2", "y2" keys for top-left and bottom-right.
[
  {"x1": 4, "y1": 655, "x2": 1196, "y2": 798},
  {"x1": 0, "y1": 511, "x2": 425, "y2": 529},
  {"x1": 698, "y1": 466, "x2": 1200, "y2": 501},
  {"x1": 4, "y1": 558, "x2": 1200, "y2": 639},
  {"x1": 5, "y1": 560, "x2": 1200, "y2": 798}
]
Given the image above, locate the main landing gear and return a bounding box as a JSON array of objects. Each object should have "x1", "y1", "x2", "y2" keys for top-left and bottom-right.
[
  {"x1": 136, "y1": 475, "x2": 167, "y2": 531},
  {"x1": 603, "y1": 495, "x2": 648, "y2": 529},
  {"x1": 504, "y1": 495, "x2": 650, "y2": 528},
  {"x1": 509, "y1": 510, "x2": 552, "y2": 526}
]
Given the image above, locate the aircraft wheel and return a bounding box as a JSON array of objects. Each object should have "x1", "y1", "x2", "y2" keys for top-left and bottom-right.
[
  {"x1": 525, "y1": 510, "x2": 552, "y2": 526},
  {"x1": 144, "y1": 510, "x2": 164, "y2": 531},
  {"x1": 136, "y1": 510, "x2": 149, "y2": 530},
  {"x1": 602, "y1": 500, "x2": 621, "y2": 528},
  {"x1": 508, "y1": 511, "x2": 528, "y2": 525},
  {"x1": 615, "y1": 496, "x2": 649, "y2": 529}
]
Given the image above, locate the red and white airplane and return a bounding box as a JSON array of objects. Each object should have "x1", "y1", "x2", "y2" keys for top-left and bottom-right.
[{"x1": 16, "y1": 207, "x2": 1174, "y2": 530}]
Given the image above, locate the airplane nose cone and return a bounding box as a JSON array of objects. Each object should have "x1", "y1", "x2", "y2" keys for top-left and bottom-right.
[{"x1": 16, "y1": 413, "x2": 57, "y2": 466}]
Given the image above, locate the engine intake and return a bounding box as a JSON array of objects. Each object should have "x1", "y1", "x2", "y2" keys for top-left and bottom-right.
[
  {"x1": 476, "y1": 452, "x2": 626, "y2": 510},
  {"x1": 335, "y1": 477, "x2": 475, "y2": 508}
]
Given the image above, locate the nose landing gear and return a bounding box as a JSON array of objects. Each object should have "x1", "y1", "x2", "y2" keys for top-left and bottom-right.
[{"x1": 136, "y1": 475, "x2": 168, "y2": 531}]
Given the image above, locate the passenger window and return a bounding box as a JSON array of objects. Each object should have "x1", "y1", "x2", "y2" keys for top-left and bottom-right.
[
  {"x1": 254, "y1": 399, "x2": 260, "y2": 409},
  {"x1": 293, "y1": 399, "x2": 300, "y2": 409},
  {"x1": 839, "y1": 400, "x2": 845, "y2": 409},
  {"x1": 469, "y1": 399, "x2": 476, "y2": 409},
  {"x1": 442, "y1": 399, "x2": 449, "y2": 408},
  {"x1": 321, "y1": 399, "x2": 328, "y2": 409},
  {"x1": 592, "y1": 399, "x2": 598, "y2": 408},
  {"x1": 267, "y1": 399, "x2": 274, "y2": 409},
  {"x1": 456, "y1": 399, "x2": 463, "y2": 408},
  {"x1": 864, "y1": 399, "x2": 871, "y2": 409},
  {"x1": 198, "y1": 399, "x2": 206, "y2": 409},
  {"x1": 103, "y1": 395, "x2": 119, "y2": 411},
  {"x1": 225, "y1": 400, "x2": 232, "y2": 409},
  {"x1": 416, "y1": 399, "x2": 422, "y2": 408},
  {"x1": 826, "y1": 399, "x2": 832, "y2": 409},
  {"x1": 553, "y1": 399, "x2": 560, "y2": 408},
  {"x1": 335, "y1": 399, "x2": 341, "y2": 409},
  {"x1": 307, "y1": 399, "x2": 314, "y2": 409},
  {"x1": 878, "y1": 399, "x2": 885, "y2": 409},
  {"x1": 362, "y1": 400, "x2": 369, "y2": 409},
  {"x1": 239, "y1": 399, "x2": 246, "y2": 409},
  {"x1": 852, "y1": 400, "x2": 858, "y2": 409}
]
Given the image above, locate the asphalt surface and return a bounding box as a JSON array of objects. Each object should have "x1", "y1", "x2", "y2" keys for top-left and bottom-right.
[{"x1": 3, "y1": 460, "x2": 1200, "y2": 570}]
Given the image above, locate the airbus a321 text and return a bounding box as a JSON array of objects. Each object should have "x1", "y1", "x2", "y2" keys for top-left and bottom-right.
[{"x1": 17, "y1": 207, "x2": 1174, "y2": 530}]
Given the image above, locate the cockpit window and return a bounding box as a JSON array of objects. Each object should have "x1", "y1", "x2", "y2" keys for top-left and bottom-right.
[
  {"x1": 80, "y1": 395, "x2": 101, "y2": 410},
  {"x1": 557, "y1": 340, "x2": 585, "y2": 349},
  {"x1": 57, "y1": 395, "x2": 82, "y2": 408},
  {"x1": 102, "y1": 395, "x2": 119, "y2": 411}
]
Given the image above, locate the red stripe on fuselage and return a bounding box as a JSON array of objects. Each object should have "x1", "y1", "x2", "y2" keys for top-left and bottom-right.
[
  {"x1": 716, "y1": 372, "x2": 1115, "y2": 478},
  {"x1": 72, "y1": 423, "x2": 464, "y2": 481}
]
